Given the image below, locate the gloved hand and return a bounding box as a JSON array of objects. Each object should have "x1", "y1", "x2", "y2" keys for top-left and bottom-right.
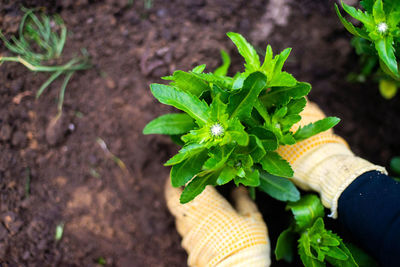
[
  {"x1": 165, "y1": 182, "x2": 270, "y2": 267},
  {"x1": 277, "y1": 101, "x2": 387, "y2": 218}
]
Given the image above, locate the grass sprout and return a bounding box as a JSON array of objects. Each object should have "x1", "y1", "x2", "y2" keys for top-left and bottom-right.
[
  {"x1": 55, "y1": 222, "x2": 64, "y2": 241},
  {"x1": 96, "y1": 137, "x2": 128, "y2": 173},
  {"x1": 25, "y1": 167, "x2": 31, "y2": 198},
  {"x1": 0, "y1": 7, "x2": 91, "y2": 117}
]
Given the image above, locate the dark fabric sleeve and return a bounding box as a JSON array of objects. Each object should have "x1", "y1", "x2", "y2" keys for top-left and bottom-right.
[{"x1": 338, "y1": 171, "x2": 400, "y2": 267}]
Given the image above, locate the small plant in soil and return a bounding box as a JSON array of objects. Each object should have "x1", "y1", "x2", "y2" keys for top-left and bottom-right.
[
  {"x1": 0, "y1": 7, "x2": 91, "y2": 117},
  {"x1": 276, "y1": 195, "x2": 359, "y2": 266},
  {"x1": 144, "y1": 32, "x2": 365, "y2": 266},
  {"x1": 335, "y1": 0, "x2": 400, "y2": 99}
]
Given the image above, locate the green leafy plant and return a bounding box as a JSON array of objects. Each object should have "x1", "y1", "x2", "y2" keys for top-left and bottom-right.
[
  {"x1": 144, "y1": 32, "x2": 340, "y2": 203},
  {"x1": 275, "y1": 195, "x2": 358, "y2": 266},
  {"x1": 143, "y1": 32, "x2": 361, "y2": 266},
  {"x1": 0, "y1": 8, "x2": 91, "y2": 117},
  {"x1": 335, "y1": 0, "x2": 400, "y2": 99}
]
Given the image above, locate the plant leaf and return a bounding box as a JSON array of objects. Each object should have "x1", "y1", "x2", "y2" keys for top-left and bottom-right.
[
  {"x1": 275, "y1": 228, "x2": 296, "y2": 262},
  {"x1": 225, "y1": 119, "x2": 248, "y2": 147},
  {"x1": 360, "y1": 0, "x2": 374, "y2": 13},
  {"x1": 214, "y1": 50, "x2": 231, "y2": 76},
  {"x1": 372, "y1": 0, "x2": 385, "y2": 23},
  {"x1": 260, "y1": 151, "x2": 293, "y2": 178},
  {"x1": 390, "y1": 156, "x2": 400, "y2": 175},
  {"x1": 258, "y1": 170, "x2": 300, "y2": 202},
  {"x1": 216, "y1": 166, "x2": 237, "y2": 185},
  {"x1": 287, "y1": 195, "x2": 324, "y2": 232},
  {"x1": 345, "y1": 243, "x2": 378, "y2": 267},
  {"x1": 193, "y1": 72, "x2": 234, "y2": 90},
  {"x1": 170, "y1": 151, "x2": 208, "y2": 187},
  {"x1": 269, "y1": 71, "x2": 297, "y2": 87},
  {"x1": 227, "y1": 32, "x2": 260, "y2": 72},
  {"x1": 227, "y1": 71, "x2": 267, "y2": 120},
  {"x1": 180, "y1": 172, "x2": 217, "y2": 203},
  {"x1": 235, "y1": 168, "x2": 260, "y2": 187},
  {"x1": 248, "y1": 127, "x2": 278, "y2": 151},
  {"x1": 298, "y1": 234, "x2": 325, "y2": 267},
  {"x1": 247, "y1": 135, "x2": 266, "y2": 162},
  {"x1": 293, "y1": 117, "x2": 340, "y2": 141},
  {"x1": 286, "y1": 97, "x2": 307, "y2": 115},
  {"x1": 375, "y1": 37, "x2": 399, "y2": 77},
  {"x1": 143, "y1": 113, "x2": 196, "y2": 135},
  {"x1": 150, "y1": 83, "x2": 210, "y2": 125},
  {"x1": 192, "y1": 64, "x2": 206, "y2": 73},
  {"x1": 260, "y1": 82, "x2": 311, "y2": 108},
  {"x1": 168, "y1": 70, "x2": 209, "y2": 97},
  {"x1": 165, "y1": 143, "x2": 206, "y2": 166},
  {"x1": 341, "y1": 1, "x2": 374, "y2": 28},
  {"x1": 335, "y1": 4, "x2": 371, "y2": 40}
]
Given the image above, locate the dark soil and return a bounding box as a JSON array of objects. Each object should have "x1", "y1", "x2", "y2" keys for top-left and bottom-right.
[{"x1": 1, "y1": 0, "x2": 399, "y2": 266}]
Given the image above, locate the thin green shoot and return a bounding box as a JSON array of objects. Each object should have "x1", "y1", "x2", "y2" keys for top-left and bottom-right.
[
  {"x1": 97, "y1": 257, "x2": 107, "y2": 265},
  {"x1": 90, "y1": 168, "x2": 101, "y2": 179},
  {"x1": 25, "y1": 167, "x2": 31, "y2": 198},
  {"x1": 144, "y1": 0, "x2": 153, "y2": 9},
  {"x1": 96, "y1": 137, "x2": 129, "y2": 173},
  {"x1": 55, "y1": 223, "x2": 64, "y2": 241}
]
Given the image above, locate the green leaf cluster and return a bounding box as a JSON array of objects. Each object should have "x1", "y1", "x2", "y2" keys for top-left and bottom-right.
[
  {"x1": 275, "y1": 195, "x2": 358, "y2": 267},
  {"x1": 336, "y1": 0, "x2": 400, "y2": 98},
  {"x1": 144, "y1": 32, "x2": 339, "y2": 203}
]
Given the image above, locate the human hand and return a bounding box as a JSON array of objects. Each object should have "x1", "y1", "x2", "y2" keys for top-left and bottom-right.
[
  {"x1": 165, "y1": 182, "x2": 270, "y2": 266},
  {"x1": 277, "y1": 101, "x2": 386, "y2": 218}
]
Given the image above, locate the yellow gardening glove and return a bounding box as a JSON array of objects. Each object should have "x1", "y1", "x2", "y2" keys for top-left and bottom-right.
[
  {"x1": 165, "y1": 182, "x2": 270, "y2": 267},
  {"x1": 277, "y1": 101, "x2": 387, "y2": 218}
]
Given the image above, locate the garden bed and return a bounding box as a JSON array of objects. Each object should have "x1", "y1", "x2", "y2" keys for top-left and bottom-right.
[{"x1": 1, "y1": 0, "x2": 399, "y2": 266}]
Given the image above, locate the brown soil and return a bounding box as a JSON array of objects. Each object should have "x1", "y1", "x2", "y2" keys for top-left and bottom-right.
[{"x1": 1, "y1": 0, "x2": 399, "y2": 266}]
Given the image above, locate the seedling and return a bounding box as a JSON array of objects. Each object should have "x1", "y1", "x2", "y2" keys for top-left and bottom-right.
[
  {"x1": 335, "y1": 0, "x2": 400, "y2": 99},
  {"x1": 276, "y1": 195, "x2": 357, "y2": 266},
  {"x1": 96, "y1": 137, "x2": 129, "y2": 174},
  {"x1": 0, "y1": 8, "x2": 90, "y2": 117}
]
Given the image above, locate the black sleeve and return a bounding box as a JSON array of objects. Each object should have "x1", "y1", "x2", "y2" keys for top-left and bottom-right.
[{"x1": 338, "y1": 171, "x2": 400, "y2": 267}]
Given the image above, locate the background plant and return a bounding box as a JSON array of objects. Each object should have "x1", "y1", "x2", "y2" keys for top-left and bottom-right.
[
  {"x1": 335, "y1": 0, "x2": 400, "y2": 99},
  {"x1": 0, "y1": 7, "x2": 91, "y2": 117},
  {"x1": 276, "y1": 194, "x2": 377, "y2": 267}
]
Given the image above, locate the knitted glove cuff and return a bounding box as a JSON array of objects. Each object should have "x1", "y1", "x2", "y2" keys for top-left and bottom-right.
[{"x1": 291, "y1": 143, "x2": 387, "y2": 218}]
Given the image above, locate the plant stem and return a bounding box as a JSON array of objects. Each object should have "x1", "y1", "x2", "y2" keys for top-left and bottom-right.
[{"x1": 0, "y1": 56, "x2": 89, "y2": 72}]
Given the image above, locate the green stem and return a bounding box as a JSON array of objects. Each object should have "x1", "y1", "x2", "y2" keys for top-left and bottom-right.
[
  {"x1": 0, "y1": 56, "x2": 89, "y2": 72},
  {"x1": 57, "y1": 71, "x2": 74, "y2": 116}
]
